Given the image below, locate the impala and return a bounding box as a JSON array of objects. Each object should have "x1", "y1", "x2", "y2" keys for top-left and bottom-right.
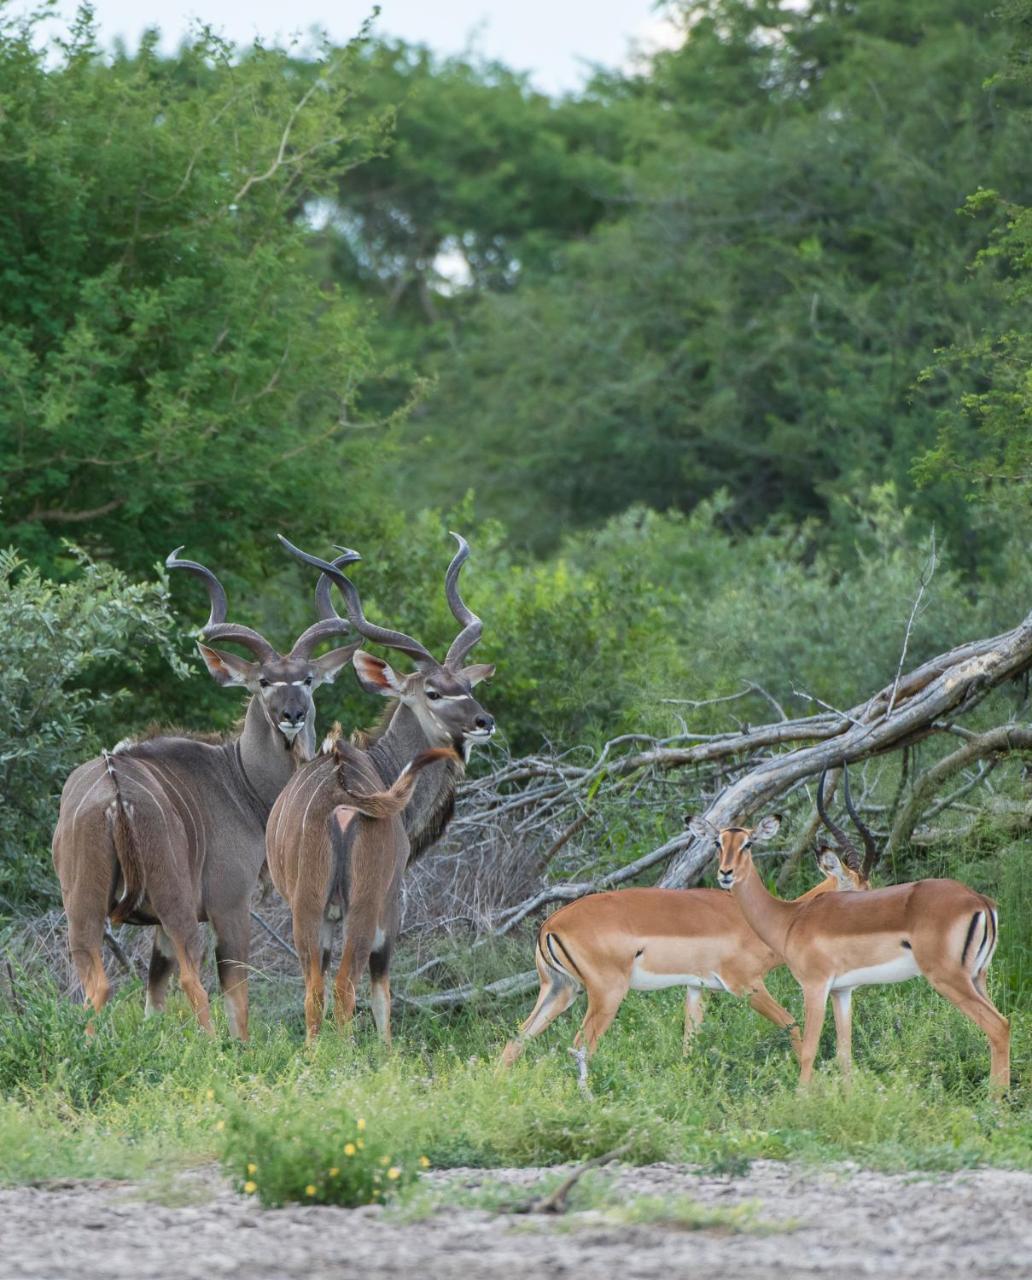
[
  {"x1": 267, "y1": 533, "x2": 495, "y2": 1042},
  {"x1": 52, "y1": 548, "x2": 357, "y2": 1036},
  {"x1": 500, "y1": 841, "x2": 867, "y2": 1073},
  {"x1": 698, "y1": 812, "x2": 1009, "y2": 1090}
]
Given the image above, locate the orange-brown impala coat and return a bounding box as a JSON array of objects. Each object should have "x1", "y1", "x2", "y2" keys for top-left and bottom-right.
[
  {"x1": 267, "y1": 534, "x2": 495, "y2": 1043},
  {"x1": 501, "y1": 848, "x2": 867, "y2": 1068},
  {"x1": 708, "y1": 814, "x2": 1009, "y2": 1091}
]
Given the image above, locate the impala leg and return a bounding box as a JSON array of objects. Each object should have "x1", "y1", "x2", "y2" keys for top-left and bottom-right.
[
  {"x1": 745, "y1": 982, "x2": 802, "y2": 1063},
  {"x1": 211, "y1": 909, "x2": 251, "y2": 1042},
  {"x1": 798, "y1": 983, "x2": 829, "y2": 1087},
  {"x1": 925, "y1": 972, "x2": 1011, "y2": 1093},
  {"x1": 572, "y1": 983, "x2": 627, "y2": 1057},
  {"x1": 145, "y1": 927, "x2": 177, "y2": 1017},
  {"x1": 500, "y1": 956, "x2": 580, "y2": 1068},
  {"x1": 683, "y1": 987, "x2": 705, "y2": 1054},
  {"x1": 830, "y1": 988, "x2": 854, "y2": 1079},
  {"x1": 368, "y1": 947, "x2": 392, "y2": 1046}
]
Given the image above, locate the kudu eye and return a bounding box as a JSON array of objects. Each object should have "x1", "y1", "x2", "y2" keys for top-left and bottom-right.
[
  {"x1": 259, "y1": 678, "x2": 270, "y2": 689},
  {"x1": 304, "y1": 676, "x2": 313, "y2": 687},
  {"x1": 426, "y1": 690, "x2": 441, "y2": 701}
]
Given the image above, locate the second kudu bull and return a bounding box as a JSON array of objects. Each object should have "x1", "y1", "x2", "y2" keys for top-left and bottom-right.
[
  {"x1": 267, "y1": 533, "x2": 496, "y2": 1042},
  {"x1": 52, "y1": 548, "x2": 358, "y2": 1037}
]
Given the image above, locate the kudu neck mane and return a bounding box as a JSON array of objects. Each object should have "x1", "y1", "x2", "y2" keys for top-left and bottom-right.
[{"x1": 363, "y1": 701, "x2": 464, "y2": 859}]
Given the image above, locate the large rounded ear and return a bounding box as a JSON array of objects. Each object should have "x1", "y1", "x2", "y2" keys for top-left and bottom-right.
[
  {"x1": 461, "y1": 663, "x2": 495, "y2": 687},
  {"x1": 197, "y1": 642, "x2": 257, "y2": 688},
  {"x1": 687, "y1": 814, "x2": 719, "y2": 842},
  {"x1": 310, "y1": 645, "x2": 359, "y2": 687},
  {"x1": 751, "y1": 813, "x2": 782, "y2": 843},
  {"x1": 352, "y1": 650, "x2": 406, "y2": 698}
]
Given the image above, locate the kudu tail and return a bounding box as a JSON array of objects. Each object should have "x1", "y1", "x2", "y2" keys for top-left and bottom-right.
[
  {"x1": 103, "y1": 751, "x2": 146, "y2": 925},
  {"x1": 335, "y1": 747, "x2": 458, "y2": 820}
]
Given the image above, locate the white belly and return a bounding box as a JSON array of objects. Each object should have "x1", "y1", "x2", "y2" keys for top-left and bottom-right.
[
  {"x1": 830, "y1": 952, "x2": 921, "y2": 990},
  {"x1": 629, "y1": 958, "x2": 728, "y2": 992}
]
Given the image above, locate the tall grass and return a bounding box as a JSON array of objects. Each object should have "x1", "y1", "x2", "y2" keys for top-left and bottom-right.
[{"x1": 0, "y1": 832, "x2": 1028, "y2": 1188}]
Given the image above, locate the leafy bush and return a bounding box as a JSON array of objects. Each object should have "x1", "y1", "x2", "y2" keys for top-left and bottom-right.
[
  {"x1": 0, "y1": 545, "x2": 185, "y2": 907},
  {"x1": 220, "y1": 1094, "x2": 424, "y2": 1207}
]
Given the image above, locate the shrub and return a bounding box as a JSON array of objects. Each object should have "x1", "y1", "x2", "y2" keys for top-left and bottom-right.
[{"x1": 220, "y1": 1093, "x2": 425, "y2": 1208}]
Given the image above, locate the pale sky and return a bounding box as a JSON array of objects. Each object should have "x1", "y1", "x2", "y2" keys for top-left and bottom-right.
[{"x1": 17, "y1": 1, "x2": 681, "y2": 94}]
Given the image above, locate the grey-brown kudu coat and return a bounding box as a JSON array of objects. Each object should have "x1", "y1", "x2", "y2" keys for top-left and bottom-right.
[
  {"x1": 267, "y1": 534, "x2": 495, "y2": 1042},
  {"x1": 52, "y1": 548, "x2": 359, "y2": 1037}
]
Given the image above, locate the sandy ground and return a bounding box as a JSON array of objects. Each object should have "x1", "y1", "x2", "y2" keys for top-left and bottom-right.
[{"x1": 2, "y1": 1160, "x2": 1030, "y2": 1280}]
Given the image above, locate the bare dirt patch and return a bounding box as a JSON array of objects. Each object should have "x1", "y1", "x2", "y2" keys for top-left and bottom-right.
[{"x1": 2, "y1": 1160, "x2": 1030, "y2": 1280}]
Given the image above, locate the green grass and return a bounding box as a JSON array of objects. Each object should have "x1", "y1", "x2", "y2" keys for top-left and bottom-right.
[{"x1": 0, "y1": 834, "x2": 1028, "y2": 1191}]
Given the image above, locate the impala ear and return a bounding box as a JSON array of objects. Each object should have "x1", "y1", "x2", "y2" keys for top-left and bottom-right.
[
  {"x1": 310, "y1": 645, "x2": 358, "y2": 687},
  {"x1": 197, "y1": 643, "x2": 257, "y2": 688},
  {"x1": 751, "y1": 813, "x2": 782, "y2": 843},
  {"x1": 460, "y1": 662, "x2": 495, "y2": 688},
  {"x1": 687, "y1": 814, "x2": 719, "y2": 842},
  {"x1": 352, "y1": 650, "x2": 406, "y2": 698}
]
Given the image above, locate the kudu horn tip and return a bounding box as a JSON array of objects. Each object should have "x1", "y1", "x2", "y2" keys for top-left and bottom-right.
[
  {"x1": 330, "y1": 545, "x2": 362, "y2": 564},
  {"x1": 165, "y1": 545, "x2": 186, "y2": 567}
]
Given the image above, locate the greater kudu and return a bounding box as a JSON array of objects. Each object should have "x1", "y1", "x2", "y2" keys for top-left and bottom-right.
[
  {"x1": 51, "y1": 548, "x2": 358, "y2": 1037},
  {"x1": 267, "y1": 533, "x2": 496, "y2": 1042}
]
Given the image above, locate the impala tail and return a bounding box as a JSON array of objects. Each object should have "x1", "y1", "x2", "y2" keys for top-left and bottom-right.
[
  {"x1": 962, "y1": 902, "x2": 999, "y2": 979},
  {"x1": 537, "y1": 927, "x2": 584, "y2": 988},
  {"x1": 103, "y1": 751, "x2": 146, "y2": 925},
  {"x1": 334, "y1": 747, "x2": 459, "y2": 820}
]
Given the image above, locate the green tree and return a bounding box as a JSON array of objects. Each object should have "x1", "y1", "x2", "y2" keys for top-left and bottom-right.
[{"x1": 0, "y1": 8, "x2": 393, "y2": 578}]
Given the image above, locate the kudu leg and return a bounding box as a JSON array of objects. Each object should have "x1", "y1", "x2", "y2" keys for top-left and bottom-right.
[
  {"x1": 156, "y1": 914, "x2": 212, "y2": 1034},
  {"x1": 145, "y1": 928, "x2": 177, "y2": 1017},
  {"x1": 368, "y1": 948, "x2": 392, "y2": 1045},
  {"x1": 334, "y1": 935, "x2": 371, "y2": 1032},
  {"x1": 291, "y1": 907, "x2": 326, "y2": 1044},
  {"x1": 211, "y1": 909, "x2": 251, "y2": 1041},
  {"x1": 68, "y1": 919, "x2": 109, "y2": 1026}
]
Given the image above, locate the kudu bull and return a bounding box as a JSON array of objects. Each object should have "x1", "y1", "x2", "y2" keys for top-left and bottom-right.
[
  {"x1": 52, "y1": 548, "x2": 358, "y2": 1037},
  {"x1": 267, "y1": 533, "x2": 495, "y2": 1042}
]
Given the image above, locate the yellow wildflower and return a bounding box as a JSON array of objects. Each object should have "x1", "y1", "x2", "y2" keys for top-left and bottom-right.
[
  {"x1": 329, "y1": 1168, "x2": 339, "y2": 1178},
  {"x1": 205, "y1": 1089, "x2": 215, "y2": 1102},
  {"x1": 243, "y1": 1181, "x2": 257, "y2": 1194},
  {"x1": 419, "y1": 1156, "x2": 431, "y2": 1169},
  {"x1": 356, "y1": 1118, "x2": 366, "y2": 1131},
  {"x1": 305, "y1": 1185, "x2": 317, "y2": 1197},
  {"x1": 214, "y1": 1120, "x2": 225, "y2": 1132},
  {"x1": 379, "y1": 1155, "x2": 391, "y2": 1166},
  {"x1": 247, "y1": 1163, "x2": 257, "y2": 1175},
  {"x1": 387, "y1": 1167, "x2": 401, "y2": 1181},
  {"x1": 344, "y1": 1143, "x2": 356, "y2": 1157}
]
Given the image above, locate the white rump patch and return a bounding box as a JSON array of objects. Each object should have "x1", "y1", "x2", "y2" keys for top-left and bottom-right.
[{"x1": 830, "y1": 952, "x2": 920, "y2": 991}]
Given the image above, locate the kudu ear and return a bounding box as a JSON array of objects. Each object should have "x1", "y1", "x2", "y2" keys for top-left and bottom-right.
[
  {"x1": 461, "y1": 662, "x2": 495, "y2": 687},
  {"x1": 352, "y1": 650, "x2": 406, "y2": 698},
  {"x1": 687, "y1": 815, "x2": 719, "y2": 842},
  {"x1": 197, "y1": 643, "x2": 257, "y2": 688},
  {"x1": 751, "y1": 813, "x2": 782, "y2": 843},
  {"x1": 310, "y1": 646, "x2": 358, "y2": 687}
]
